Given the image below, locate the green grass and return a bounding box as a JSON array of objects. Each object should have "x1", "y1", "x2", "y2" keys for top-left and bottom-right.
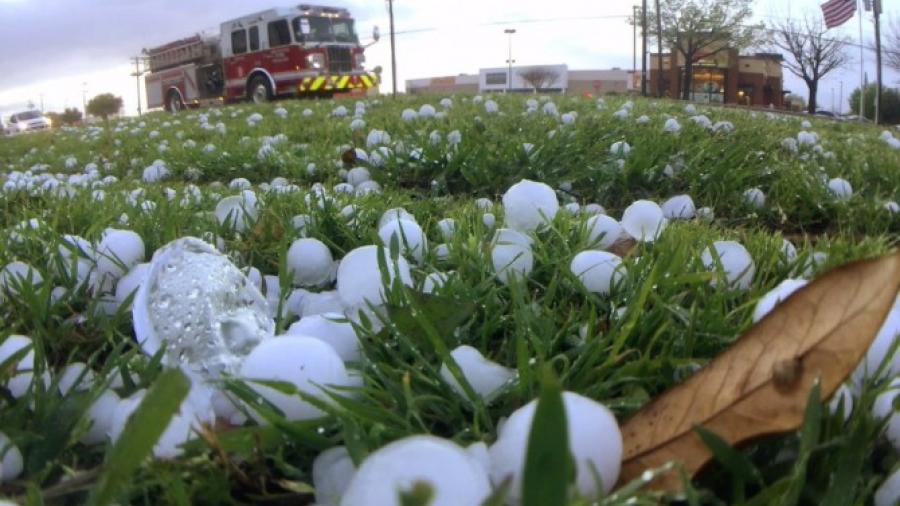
[{"x1": 0, "y1": 93, "x2": 898, "y2": 505}]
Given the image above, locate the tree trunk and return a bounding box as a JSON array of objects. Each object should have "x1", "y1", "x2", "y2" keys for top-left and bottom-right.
[
  {"x1": 682, "y1": 61, "x2": 693, "y2": 101},
  {"x1": 806, "y1": 80, "x2": 818, "y2": 114}
]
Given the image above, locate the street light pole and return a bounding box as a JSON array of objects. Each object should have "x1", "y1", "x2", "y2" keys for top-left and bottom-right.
[
  {"x1": 82, "y1": 82, "x2": 88, "y2": 117},
  {"x1": 387, "y1": 0, "x2": 397, "y2": 97},
  {"x1": 130, "y1": 56, "x2": 144, "y2": 116},
  {"x1": 505, "y1": 28, "x2": 516, "y2": 93}
]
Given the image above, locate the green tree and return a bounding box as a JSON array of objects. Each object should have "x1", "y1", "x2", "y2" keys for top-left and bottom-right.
[
  {"x1": 849, "y1": 85, "x2": 900, "y2": 124},
  {"x1": 86, "y1": 93, "x2": 123, "y2": 120},
  {"x1": 649, "y1": 0, "x2": 760, "y2": 101},
  {"x1": 60, "y1": 107, "x2": 83, "y2": 125}
]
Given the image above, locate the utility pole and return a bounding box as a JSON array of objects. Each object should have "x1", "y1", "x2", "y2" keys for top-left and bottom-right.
[
  {"x1": 82, "y1": 82, "x2": 88, "y2": 118},
  {"x1": 39, "y1": 93, "x2": 44, "y2": 113},
  {"x1": 130, "y1": 57, "x2": 144, "y2": 116},
  {"x1": 655, "y1": 0, "x2": 663, "y2": 98},
  {"x1": 641, "y1": 0, "x2": 647, "y2": 96},
  {"x1": 387, "y1": 0, "x2": 397, "y2": 97},
  {"x1": 505, "y1": 28, "x2": 516, "y2": 93},
  {"x1": 839, "y1": 81, "x2": 843, "y2": 116},
  {"x1": 632, "y1": 5, "x2": 638, "y2": 75},
  {"x1": 873, "y1": 0, "x2": 883, "y2": 124}
]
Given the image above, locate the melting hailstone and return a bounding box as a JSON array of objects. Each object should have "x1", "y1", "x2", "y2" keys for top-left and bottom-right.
[
  {"x1": 570, "y1": 251, "x2": 625, "y2": 295},
  {"x1": 439, "y1": 345, "x2": 515, "y2": 403},
  {"x1": 701, "y1": 240, "x2": 755, "y2": 290},
  {"x1": 313, "y1": 446, "x2": 357, "y2": 506},
  {"x1": 621, "y1": 200, "x2": 667, "y2": 242},
  {"x1": 133, "y1": 237, "x2": 274, "y2": 378},
  {"x1": 501, "y1": 179, "x2": 559, "y2": 233},
  {"x1": 752, "y1": 278, "x2": 808, "y2": 322}
]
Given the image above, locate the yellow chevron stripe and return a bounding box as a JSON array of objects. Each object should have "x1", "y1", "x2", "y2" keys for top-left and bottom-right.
[
  {"x1": 360, "y1": 75, "x2": 373, "y2": 88},
  {"x1": 337, "y1": 76, "x2": 350, "y2": 89},
  {"x1": 310, "y1": 77, "x2": 326, "y2": 91}
]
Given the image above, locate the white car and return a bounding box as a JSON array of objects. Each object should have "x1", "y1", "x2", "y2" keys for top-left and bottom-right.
[{"x1": 5, "y1": 110, "x2": 51, "y2": 135}]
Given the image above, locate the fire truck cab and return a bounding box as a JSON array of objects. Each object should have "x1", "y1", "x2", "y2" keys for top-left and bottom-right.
[{"x1": 145, "y1": 4, "x2": 377, "y2": 112}]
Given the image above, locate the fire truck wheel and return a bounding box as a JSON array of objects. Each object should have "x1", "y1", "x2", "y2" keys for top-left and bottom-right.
[
  {"x1": 248, "y1": 76, "x2": 273, "y2": 104},
  {"x1": 166, "y1": 91, "x2": 185, "y2": 114}
]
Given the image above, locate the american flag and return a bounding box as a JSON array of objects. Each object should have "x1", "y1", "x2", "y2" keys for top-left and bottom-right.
[{"x1": 821, "y1": 0, "x2": 857, "y2": 29}]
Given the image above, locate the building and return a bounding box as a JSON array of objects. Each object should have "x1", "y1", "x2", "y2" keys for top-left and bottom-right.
[
  {"x1": 649, "y1": 48, "x2": 785, "y2": 107},
  {"x1": 406, "y1": 65, "x2": 637, "y2": 96}
]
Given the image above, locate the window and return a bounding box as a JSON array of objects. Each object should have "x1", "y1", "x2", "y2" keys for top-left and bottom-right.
[
  {"x1": 485, "y1": 72, "x2": 507, "y2": 85},
  {"x1": 268, "y1": 19, "x2": 291, "y2": 47},
  {"x1": 292, "y1": 16, "x2": 358, "y2": 43},
  {"x1": 249, "y1": 26, "x2": 260, "y2": 52},
  {"x1": 231, "y1": 29, "x2": 247, "y2": 54}
]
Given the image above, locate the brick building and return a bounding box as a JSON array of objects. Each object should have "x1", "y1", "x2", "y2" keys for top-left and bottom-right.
[
  {"x1": 649, "y1": 49, "x2": 785, "y2": 107},
  {"x1": 406, "y1": 65, "x2": 638, "y2": 96}
]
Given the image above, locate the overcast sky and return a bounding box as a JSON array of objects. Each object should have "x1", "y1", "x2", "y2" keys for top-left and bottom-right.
[{"x1": 0, "y1": 0, "x2": 896, "y2": 118}]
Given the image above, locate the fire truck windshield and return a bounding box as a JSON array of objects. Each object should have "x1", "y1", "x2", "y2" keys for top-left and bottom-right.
[{"x1": 292, "y1": 16, "x2": 358, "y2": 44}]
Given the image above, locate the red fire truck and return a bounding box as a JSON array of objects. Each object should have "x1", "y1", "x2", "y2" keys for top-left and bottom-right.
[{"x1": 143, "y1": 5, "x2": 379, "y2": 112}]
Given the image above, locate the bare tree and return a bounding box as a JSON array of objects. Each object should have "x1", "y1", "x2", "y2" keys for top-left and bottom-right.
[
  {"x1": 887, "y1": 17, "x2": 900, "y2": 73},
  {"x1": 649, "y1": 0, "x2": 760, "y2": 101},
  {"x1": 769, "y1": 13, "x2": 850, "y2": 114},
  {"x1": 518, "y1": 67, "x2": 560, "y2": 93}
]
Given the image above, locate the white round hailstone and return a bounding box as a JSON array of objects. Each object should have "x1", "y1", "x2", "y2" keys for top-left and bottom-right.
[
  {"x1": 239, "y1": 336, "x2": 352, "y2": 422},
  {"x1": 354, "y1": 180, "x2": 382, "y2": 195},
  {"x1": 229, "y1": 177, "x2": 252, "y2": 190},
  {"x1": 314, "y1": 446, "x2": 357, "y2": 506},
  {"x1": 81, "y1": 389, "x2": 120, "y2": 445},
  {"x1": 378, "y1": 207, "x2": 416, "y2": 230},
  {"x1": 664, "y1": 118, "x2": 681, "y2": 133},
  {"x1": 570, "y1": 251, "x2": 625, "y2": 295},
  {"x1": 494, "y1": 228, "x2": 535, "y2": 248},
  {"x1": 661, "y1": 194, "x2": 696, "y2": 219},
  {"x1": 781, "y1": 238, "x2": 798, "y2": 263},
  {"x1": 696, "y1": 206, "x2": 715, "y2": 221},
  {"x1": 884, "y1": 201, "x2": 900, "y2": 213},
  {"x1": 0, "y1": 261, "x2": 43, "y2": 297},
  {"x1": 58, "y1": 362, "x2": 96, "y2": 395},
  {"x1": 341, "y1": 435, "x2": 491, "y2": 506},
  {"x1": 0, "y1": 432, "x2": 23, "y2": 482},
  {"x1": 215, "y1": 195, "x2": 258, "y2": 232},
  {"x1": 114, "y1": 263, "x2": 149, "y2": 310},
  {"x1": 743, "y1": 187, "x2": 766, "y2": 209},
  {"x1": 439, "y1": 345, "x2": 515, "y2": 403},
  {"x1": 0, "y1": 334, "x2": 36, "y2": 398},
  {"x1": 437, "y1": 218, "x2": 456, "y2": 240},
  {"x1": 336, "y1": 245, "x2": 413, "y2": 310},
  {"x1": 873, "y1": 380, "x2": 900, "y2": 452},
  {"x1": 212, "y1": 389, "x2": 247, "y2": 426},
  {"x1": 585, "y1": 215, "x2": 624, "y2": 250},
  {"x1": 827, "y1": 177, "x2": 853, "y2": 200},
  {"x1": 292, "y1": 214, "x2": 314, "y2": 236},
  {"x1": 621, "y1": 200, "x2": 668, "y2": 242},
  {"x1": 401, "y1": 108, "x2": 418, "y2": 121},
  {"x1": 491, "y1": 240, "x2": 533, "y2": 285},
  {"x1": 583, "y1": 203, "x2": 606, "y2": 216},
  {"x1": 287, "y1": 313, "x2": 360, "y2": 362},
  {"x1": 828, "y1": 383, "x2": 854, "y2": 421},
  {"x1": 366, "y1": 129, "x2": 391, "y2": 148},
  {"x1": 59, "y1": 234, "x2": 93, "y2": 266},
  {"x1": 423, "y1": 271, "x2": 450, "y2": 294},
  {"x1": 752, "y1": 278, "x2": 808, "y2": 322},
  {"x1": 419, "y1": 104, "x2": 436, "y2": 118},
  {"x1": 378, "y1": 219, "x2": 427, "y2": 263},
  {"x1": 609, "y1": 141, "x2": 631, "y2": 156},
  {"x1": 701, "y1": 241, "x2": 756, "y2": 290},
  {"x1": 875, "y1": 467, "x2": 900, "y2": 506},
  {"x1": 489, "y1": 392, "x2": 622, "y2": 502},
  {"x1": 851, "y1": 301, "x2": 900, "y2": 387},
  {"x1": 502, "y1": 179, "x2": 559, "y2": 233},
  {"x1": 132, "y1": 237, "x2": 275, "y2": 378},
  {"x1": 475, "y1": 197, "x2": 494, "y2": 211},
  {"x1": 564, "y1": 202, "x2": 581, "y2": 214},
  {"x1": 295, "y1": 290, "x2": 345, "y2": 318},
  {"x1": 346, "y1": 167, "x2": 371, "y2": 187},
  {"x1": 286, "y1": 238, "x2": 334, "y2": 287},
  {"x1": 482, "y1": 213, "x2": 496, "y2": 230}
]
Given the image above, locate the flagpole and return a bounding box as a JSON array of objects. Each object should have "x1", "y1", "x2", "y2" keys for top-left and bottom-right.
[{"x1": 858, "y1": 0, "x2": 865, "y2": 122}]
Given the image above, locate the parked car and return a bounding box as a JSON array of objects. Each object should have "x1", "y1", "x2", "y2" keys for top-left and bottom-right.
[{"x1": 4, "y1": 110, "x2": 52, "y2": 135}]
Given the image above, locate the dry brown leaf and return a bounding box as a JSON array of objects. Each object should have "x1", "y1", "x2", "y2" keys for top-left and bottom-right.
[{"x1": 618, "y1": 252, "x2": 900, "y2": 491}]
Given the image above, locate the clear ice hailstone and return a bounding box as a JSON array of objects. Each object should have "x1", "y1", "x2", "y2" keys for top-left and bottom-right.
[
  {"x1": 701, "y1": 240, "x2": 756, "y2": 290},
  {"x1": 585, "y1": 215, "x2": 624, "y2": 250},
  {"x1": 215, "y1": 194, "x2": 258, "y2": 232},
  {"x1": 502, "y1": 179, "x2": 559, "y2": 233},
  {"x1": 609, "y1": 141, "x2": 631, "y2": 156},
  {"x1": 239, "y1": 336, "x2": 353, "y2": 423},
  {"x1": 341, "y1": 435, "x2": 491, "y2": 506},
  {"x1": 827, "y1": 177, "x2": 853, "y2": 200},
  {"x1": 0, "y1": 261, "x2": 43, "y2": 298},
  {"x1": 752, "y1": 278, "x2": 808, "y2": 322},
  {"x1": 314, "y1": 446, "x2": 357, "y2": 506},
  {"x1": 0, "y1": 431, "x2": 23, "y2": 482},
  {"x1": 661, "y1": 194, "x2": 696, "y2": 219},
  {"x1": 336, "y1": 245, "x2": 413, "y2": 311},
  {"x1": 743, "y1": 187, "x2": 766, "y2": 209},
  {"x1": 489, "y1": 392, "x2": 622, "y2": 503},
  {"x1": 439, "y1": 345, "x2": 515, "y2": 403},
  {"x1": 286, "y1": 238, "x2": 334, "y2": 287},
  {"x1": 570, "y1": 251, "x2": 625, "y2": 295},
  {"x1": 379, "y1": 219, "x2": 427, "y2": 263},
  {"x1": 621, "y1": 200, "x2": 667, "y2": 242},
  {"x1": 875, "y1": 467, "x2": 900, "y2": 506},
  {"x1": 132, "y1": 237, "x2": 274, "y2": 378},
  {"x1": 287, "y1": 312, "x2": 361, "y2": 362}
]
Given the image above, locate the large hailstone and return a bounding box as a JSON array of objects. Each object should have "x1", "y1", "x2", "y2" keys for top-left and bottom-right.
[
  {"x1": 287, "y1": 238, "x2": 334, "y2": 287},
  {"x1": 489, "y1": 392, "x2": 623, "y2": 503},
  {"x1": 701, "y1": 241, "x2": 755, "y2": 290},
  {"x1": 827, "y1": 177, "x2": 853, "y2": 200},
  {"x1": 502, "y1": 179, "x2": 559, "y2": 233},
  {"x1": 852, "y1": 299, "x2": 900, "y2": 388},
  {"x1": 81, "y1": 389, "x2": 120, "y2": 445},
  {"x1": 752, "y1": 278, "x2": 808, "y2": 322},
  {"x1": 439, "y1": 345, "x2": 515, "y2": 403},
  {"x1": 0, "y1": 261, "x2": 43, "y2": 298},
  {"x1": 585, "y1": 215, "x2": 624, "y2": 250},
  {"x1": 239, "y1": 336, "x2": 353, "y2": 422},
  {"x1": 621, "y1": 200, "x2": 667, "y2": 242},
  {"x1": 491, "y1": 229, "x2": 534, "y2": 285},
  {"x1": 661, "y1": 194, "x2": 696, "y2": 219},
  {"x1": 133, "y1": 237, "x2": 275, "y2": 378},
  {"x1": 341, "y1": 435, "x2": 492, "y2": 506},
  {"x1": 215, "y1": 193, "x2": 259, "y2": 232},
  {"x1": 95, "y1": 228, "x2": 145, "y2": 285},
  {"x1": 0, "y1": 431, "x2": 23, "y2": 482},
  {"x1": 378, "y1": 219, "x2": 427, "y2": 263},
  {"x1": 743, "y1": 188, "x2": 766, "y2": 209},
  {"x1": 0, "y1": 334, "x2": 37, "y2": 398},
  {"x1": 336, "y1": 245, "x2": 413, "y2": 311},
  {"x1": 875, "y1": 467, "x2": 900, "y2": 506},
  {"x1": 314, "y1": 446, "x2": 357, "y2": 506},
  {"x1": 287, "y1": 312, "x2": 361, "y2": 362},
  {"x1": 570, "y1": 251, "x2": 625, "y2": 295}
]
